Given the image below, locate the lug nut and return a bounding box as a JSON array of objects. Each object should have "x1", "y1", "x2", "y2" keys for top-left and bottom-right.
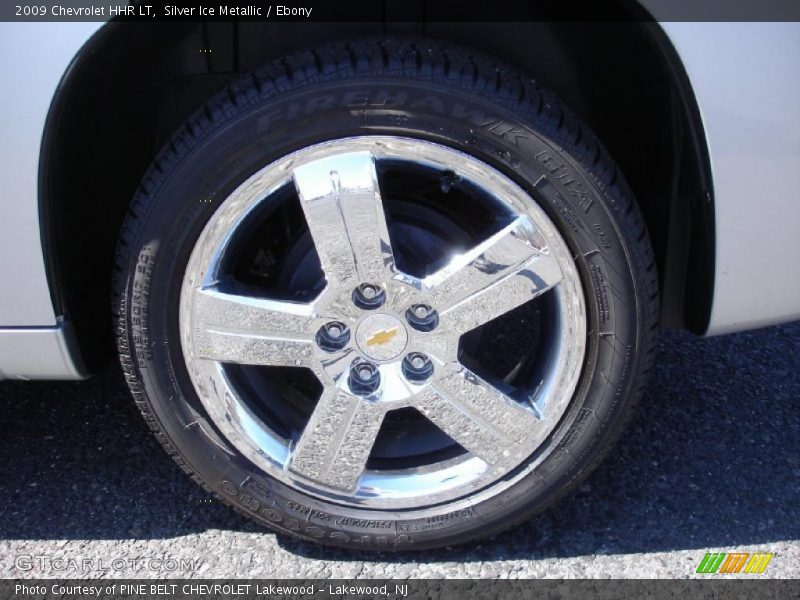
[
  {"x1": 315, "y1": 321, "x2": 350, "y2": 352},
  {"x1": 348, "y1": 360, "x2": 381, "y2": 395},
  {"x1": 406, "y1": 304, "x2": 439, "y2": 332},
  {"x1": 352, "y1": 283, "x2": 386, "y2": 310},
  {"x1": 402, "y1": 352, "x2": 434, "y2": 382}
]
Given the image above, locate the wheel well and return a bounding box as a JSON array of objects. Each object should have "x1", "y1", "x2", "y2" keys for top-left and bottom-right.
[{"x1": 40, "y1": 18, "x2": 713, "y2": 371}]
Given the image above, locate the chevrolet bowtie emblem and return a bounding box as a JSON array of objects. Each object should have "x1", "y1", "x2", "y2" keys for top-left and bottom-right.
[{"x1": 365, "y1": 327, "x2": 400, "y2": 347}]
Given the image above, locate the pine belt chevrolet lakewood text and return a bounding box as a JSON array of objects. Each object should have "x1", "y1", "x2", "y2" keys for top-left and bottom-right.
[{"x1": 0, "y1": 14, "x2": 798, "y2": 550}]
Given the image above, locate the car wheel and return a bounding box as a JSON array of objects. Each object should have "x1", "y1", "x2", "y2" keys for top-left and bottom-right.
[{"x1": 114, "y1": 38, "x2": 658, "y2": 550}]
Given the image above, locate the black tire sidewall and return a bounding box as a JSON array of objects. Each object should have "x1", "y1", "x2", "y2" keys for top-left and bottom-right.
[{"x1": 122, "y1": 78, "x2": 648, "y2": 550}]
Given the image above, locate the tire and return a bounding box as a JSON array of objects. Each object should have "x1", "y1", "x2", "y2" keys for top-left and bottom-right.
[{"x1": 114, "y1": 38, "x2": 658, "y2": 551}]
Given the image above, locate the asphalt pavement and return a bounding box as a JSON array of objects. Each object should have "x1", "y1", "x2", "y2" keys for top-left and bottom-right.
[{"x1": 1, "y1": 324, "x2": 798, "y2": 578}]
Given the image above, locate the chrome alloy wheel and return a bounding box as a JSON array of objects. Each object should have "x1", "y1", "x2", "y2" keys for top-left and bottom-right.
[{"x1": 179, "y1": 137, "x2": 586, "y2": 510}]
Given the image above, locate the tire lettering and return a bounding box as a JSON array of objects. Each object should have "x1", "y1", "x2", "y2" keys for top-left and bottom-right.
[{"x1": 218, "y1": 481, "x2": 413, "y2": 546}]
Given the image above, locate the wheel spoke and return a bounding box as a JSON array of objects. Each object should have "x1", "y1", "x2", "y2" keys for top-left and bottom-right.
[
  {"x1": 189, "y1": 287, "x2": 316, "y2": 367},
  {"x1": 416, "y1": 365, "x2": 541, "y2": 465},
  {"x1": 288, "y1": 389, "x2": 384, "y2": 491},
  {"x1": 293, "y1": 151, "x2": 394, "y2": 287},
  {"x1": 423, "y1": 216, "x2": 563, "y2": 334}
]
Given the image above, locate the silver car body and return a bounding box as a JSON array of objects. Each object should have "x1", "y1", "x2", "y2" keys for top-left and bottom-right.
[{"x1": 0, "y1": 21, "x2": 798, "y2": 379}]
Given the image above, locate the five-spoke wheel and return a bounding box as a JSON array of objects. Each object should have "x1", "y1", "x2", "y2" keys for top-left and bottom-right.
[{"x1": 180, "y1": 137, "x2": 585, "y2": 507}]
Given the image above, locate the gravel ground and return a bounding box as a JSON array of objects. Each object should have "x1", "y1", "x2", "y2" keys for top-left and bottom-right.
[{"x1": 0, "y1": 324, "x2": 798, "y2": 579}]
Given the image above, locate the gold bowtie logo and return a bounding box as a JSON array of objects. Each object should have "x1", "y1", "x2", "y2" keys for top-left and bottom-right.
[{"x1": 365, "y1": 327, "x2": 399, "y2": 347}]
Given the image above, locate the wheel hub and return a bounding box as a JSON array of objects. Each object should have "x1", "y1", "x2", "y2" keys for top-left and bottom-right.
[{"x1": 355, "y1": 313, "x2": 408, "y2": 362}]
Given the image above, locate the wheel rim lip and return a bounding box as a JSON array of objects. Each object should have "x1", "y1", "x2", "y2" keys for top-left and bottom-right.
[{"x1": 179, "y1": 136, "x2": 587, "y2": 510}]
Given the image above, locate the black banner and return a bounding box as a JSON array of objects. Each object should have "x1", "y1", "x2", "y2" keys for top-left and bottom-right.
[
  {"x1": 3, "y1": 579, "x2": 800, "y2": 600},
  {"x1": 2, "y1": 0, "x2": 800, "y2": 23}
]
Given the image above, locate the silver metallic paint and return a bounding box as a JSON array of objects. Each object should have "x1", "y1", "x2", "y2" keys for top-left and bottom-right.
[
  {"x1": 0, "y1": 23, "x2": 102, "y2": 328},
  {"x1": 661, "y1": 22, "x2": 800, "y2": 334}
]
